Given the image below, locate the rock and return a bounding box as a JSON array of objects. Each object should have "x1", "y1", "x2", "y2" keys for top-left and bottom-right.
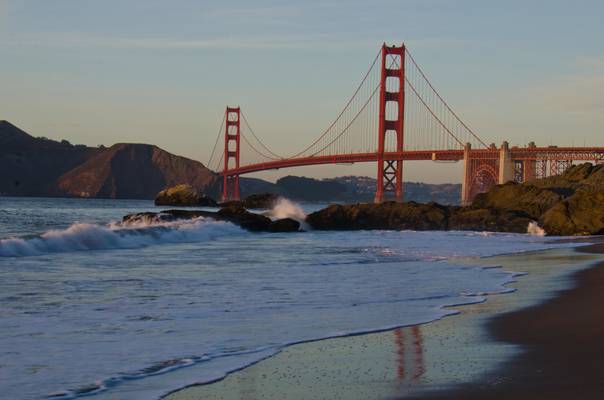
[
  {"x1": 242, "y1": 193, "x2": 280, "y2": 208},
  {"x1": 306, "y1": 201, "x2": 449, "y2": 231},
  {"x1": 155, "y1": 184, "x2": 218, "y2": 207},
  {"x1": 123, "y1": 207, "x2": 272, "y2": 232},
  {"x1": 219, "y1": 193, "x2": 280, "y2": 209},
  {"x1": 127, "y1": 163, "x2": 604, "y2": 236},
  {"x1": 471, "y1": 182, "x2": 564, "y2": 220},
  {"x1": 122, "y1": 210, "x2": 209, "y2": 225},
  {"x1": 123, "y1": 204, "x2": 299, "y2": 233},
  {"x1": 540, "y1": 189, "x2": 604, "y2": 236},
  {"x1": 216, "y1": 206, "x2": 272, "y2": 231},
  {"x1": 269, "y1": 218, "x2": 300, "y2": 232},
  {"x1": 449, "y1": 207, "x2": 534, "y2": 233}
]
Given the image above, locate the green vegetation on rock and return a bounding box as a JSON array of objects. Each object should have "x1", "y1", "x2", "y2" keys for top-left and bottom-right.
[{"x1": 155, "y1": 184, "x2": 218, "y2": 207}]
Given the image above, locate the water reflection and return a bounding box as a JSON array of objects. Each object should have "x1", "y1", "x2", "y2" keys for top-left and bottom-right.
[{"x1": 394, "y1": 326, "x2": 425, "y2": 382}]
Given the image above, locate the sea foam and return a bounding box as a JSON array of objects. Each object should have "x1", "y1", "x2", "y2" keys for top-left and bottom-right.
[{"x1": 0, "y1": 217, "x2": 242, "y2": 257}]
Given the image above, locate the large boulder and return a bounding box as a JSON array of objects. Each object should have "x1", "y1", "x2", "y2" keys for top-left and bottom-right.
[
  {"x1": 155, "y1": 184, "x2": 218, "y2": 207},
  {"x1": 306, "y1": 201, "x2": 449, "y2": 231},
  {"x1": 268, "y1": 218, "x2": 301, "y2": 232},
  {"x1": 217, "y1": 206, "x2": 272, "y2": 231},
  {"x1": 471, "y1": 182, "x2": 564, "y2": 220},
  {"x1": 449, "y1": 207, "x2": 534, "y2": 233},
  {"x1": 220, "y1": 193, "x2": 280, "y2": 209},
  {"x1": 540, "y1": 189, "x2": 604, "y2": 236}
]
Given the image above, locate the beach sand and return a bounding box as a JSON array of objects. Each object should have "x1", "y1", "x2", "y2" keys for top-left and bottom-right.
[
  {"x1": 413, "y1": 241, "x2": 604, "y2": 400},
  {"x1": 166, "y1": 245, "x2": 603, "y2": 400}
]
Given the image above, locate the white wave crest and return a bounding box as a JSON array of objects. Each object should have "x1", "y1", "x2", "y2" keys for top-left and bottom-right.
[
  {"x1": 265, "y1": 198, "x2": 309, "y2": 231},
  {"x1": 527, "y1": 221, "x2": 546, "y2": 236},
  {"x1": 0, "y1": 217, "x2": 242, "y2": 257},
  {"x1": 267, "y1": 198, "x2": 307, "y2": 222}
]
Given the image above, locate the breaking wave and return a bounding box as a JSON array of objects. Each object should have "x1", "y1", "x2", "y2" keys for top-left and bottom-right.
[
  {"x1": 266, "y1": 198, "x2": 308, "y2": 229},
  {"x1": 527, "y1": 221, "x2": 546, "y2": 236},
  {"x1": 0, "y1": 217, "x2": 243, "y2": 257}
]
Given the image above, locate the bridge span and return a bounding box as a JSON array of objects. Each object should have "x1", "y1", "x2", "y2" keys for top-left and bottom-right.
[{"x1": 207, "y1": 43, "x2": 604, "y2": 204}]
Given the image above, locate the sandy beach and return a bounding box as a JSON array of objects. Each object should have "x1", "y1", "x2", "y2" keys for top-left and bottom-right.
[
  {"x1": 166, "y1": 242, "x2": 604, "y2": 400},
  {"x1": 413, "y1": 241, "x2": 604, "y2": 400}
]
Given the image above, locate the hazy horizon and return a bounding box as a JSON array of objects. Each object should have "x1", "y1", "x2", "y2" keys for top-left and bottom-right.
[{"x1": 1, "y1": 0, "x2": 603, "y2": 183}]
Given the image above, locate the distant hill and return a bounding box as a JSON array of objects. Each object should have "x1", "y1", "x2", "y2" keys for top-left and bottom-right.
[
  {"x1": 0, "y1": 120, "x2": 100, "y2": 196},
  {"x1": 57, "y1": 143, "x2": 217, "y2": 199},
  {"x1": 0, "y1": 121, "x2": 460, "y2": 203},
  {"x1": 261, "y1": 175, "x2": 461, "y2": 204},
  {"x1": 0, "y1": 121, "x2": 217, "y2": 198}
]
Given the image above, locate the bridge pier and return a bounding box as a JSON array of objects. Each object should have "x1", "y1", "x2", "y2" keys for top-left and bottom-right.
[
  {"x1": 498, "y1": 141, "x2": 514, "y2": 184},
  {"x1": 461, "y1": 143, "x2": 472, "y2": 205}
]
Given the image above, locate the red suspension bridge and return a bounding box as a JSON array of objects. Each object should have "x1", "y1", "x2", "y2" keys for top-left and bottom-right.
[{"x1": 207, "y1": 43, "x2": 604, "y2": 204}]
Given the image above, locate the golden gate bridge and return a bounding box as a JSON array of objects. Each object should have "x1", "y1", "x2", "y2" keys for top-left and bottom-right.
[{"x1": 207, "y1": 43, "x2": 604, "y2": 204}]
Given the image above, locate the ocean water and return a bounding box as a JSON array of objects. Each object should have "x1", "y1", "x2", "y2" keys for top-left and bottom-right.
[{"x1": 0, "y1": 197, "x2": 575, "y2": 400}]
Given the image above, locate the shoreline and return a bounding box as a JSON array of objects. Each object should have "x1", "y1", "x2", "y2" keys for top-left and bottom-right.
[
  {"x1": 411, "y1": 240, "x2": 604, "y2": 399},
  {"x1": 166, "y1": 242, "x2": 603, "y2": 400}
]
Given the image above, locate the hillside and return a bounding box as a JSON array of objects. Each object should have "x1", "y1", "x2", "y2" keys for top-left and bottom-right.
[
  {"x1": 0, "y1": 121, "x2": 100, "y2": 196},
  {"x1": 246, "y1": 175, "x2": 461, "y2": 204},
  {"x1": 57, "y1": 143, "x2": 217, "y2": 199}
]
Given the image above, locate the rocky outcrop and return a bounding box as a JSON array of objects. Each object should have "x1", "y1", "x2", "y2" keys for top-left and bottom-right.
[
  {"x1": 306, "y1": 202, "x2": 449, "y2": 231},
  {"x1": 155, "y1": 184, "x2": 218, "y2": 207},
  {"x1": 540, "y1": 189, "x2": 604, "y2": 236},
  {"x1": 448, "y1": 207, "x2": 534, "y2": 233},
  {"x1": 122, "y1": 206, "x2": 300, "y2": 233},
  {"x1": 219, "y1": 193, "x2": 280, "y2": 209},
  {"x1": 307, "y1": 164, "x2": 604, "y2": 236}
]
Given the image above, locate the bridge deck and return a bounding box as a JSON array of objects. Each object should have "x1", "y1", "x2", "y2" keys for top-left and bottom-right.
[{"x1": 225, "y1": 147, "x2": 604, "y2": 176}]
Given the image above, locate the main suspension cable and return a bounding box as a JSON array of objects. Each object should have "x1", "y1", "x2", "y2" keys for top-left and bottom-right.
[
  {"x1": 240, "y1": 111, "x2": 283, "y2": 159},
  {"x1": 288, "y1": 47, "x2": 382, "y2": 158},
  {"x1": 405, "y1": 48, "x2": 487, "y2": 148},
  {"x1": 207, "y1": 112, "x2": 226, "y2": 169}
]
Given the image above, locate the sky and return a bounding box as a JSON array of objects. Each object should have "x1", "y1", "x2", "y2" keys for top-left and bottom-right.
[{"x1": 0, "y1": 0, "x2": 603, "y2": 183}]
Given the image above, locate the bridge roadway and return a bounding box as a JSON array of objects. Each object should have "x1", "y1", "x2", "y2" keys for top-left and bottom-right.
[{"x1": 225, "y1": 147, "x2": 604, "y2": 176}]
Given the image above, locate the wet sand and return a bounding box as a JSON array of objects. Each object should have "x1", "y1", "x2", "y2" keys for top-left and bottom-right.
[
  {"x1": 413, "y1": 241, "x2": 604, "y2": 400},
  {"x1": 166, "y1": 245, "x2": 603, "y2": 400}
]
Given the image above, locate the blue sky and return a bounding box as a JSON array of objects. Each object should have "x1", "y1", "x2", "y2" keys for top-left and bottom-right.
[{"x1": 1, "y1": 0, "x2": 603, "y2": 183}]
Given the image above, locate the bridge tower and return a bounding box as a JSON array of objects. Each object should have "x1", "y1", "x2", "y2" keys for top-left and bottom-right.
[
  {"x1": 222, "y1": 106, "x2": 241, "y2": 201},
  {"x1": 375, "y1": 44, "x2": 405, "y2": 203}
]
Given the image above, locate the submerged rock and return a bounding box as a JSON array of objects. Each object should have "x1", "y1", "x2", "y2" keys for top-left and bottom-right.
[
  {"x1": 122, "y1": 206, "x2": 300, "y2": 233},
  {"x1": 155, "y1": 184, "x2": 218, "y2": 207}
]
